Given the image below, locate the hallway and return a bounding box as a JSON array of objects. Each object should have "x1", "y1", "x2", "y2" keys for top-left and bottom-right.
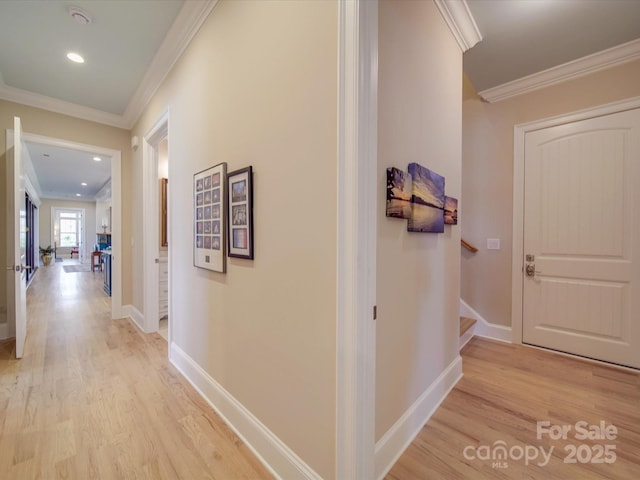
[
  {"x1": 0, "y1": 262, "x2": 272, "y2": 479},
  {"x1": 387, "y1": 338, "x2": 640, "y2": 479}
]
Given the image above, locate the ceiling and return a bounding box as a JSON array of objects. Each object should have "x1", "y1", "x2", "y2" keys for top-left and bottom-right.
[
  {"x1": 464, "y1": 0, "x2": 640, "y2": 94},
  {"x1": 0, "y1": 0, "x2": 213, "y2": 201},
  {"x1": 2, "y1": 1, "x2": 639, "y2": 120},
  {"x1": 26, "y1": 142, "x2": 111, "y2": 201},
  {"x1": 3, "y1": 1, "x2": 640, "y2": 199},
  {"x1": 0, "y1": 0, "x2": 183, "y2": 116}
]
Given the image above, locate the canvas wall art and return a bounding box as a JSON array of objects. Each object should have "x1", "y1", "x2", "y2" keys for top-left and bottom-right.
[
  {"x1": 407, "y1": 162, "x2": 445, "y2": 233},
  {"x1": 386, "y1": 167, "x2": 412, "y2": 219},
  {"x1": 194, "y1": 162, "x2": 226, "y2": 272},
  {"x1": 444, "y1": 196, "x2": 458, "y2": 225}
]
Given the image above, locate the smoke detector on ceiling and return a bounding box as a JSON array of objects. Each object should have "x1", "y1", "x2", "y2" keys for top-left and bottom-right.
[{"x1": 68, "y1": 6, "x2": 92, "y2": 25}]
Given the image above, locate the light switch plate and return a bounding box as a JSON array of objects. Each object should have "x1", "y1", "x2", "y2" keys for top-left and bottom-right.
[{"x1": 487, "y1": 238, "x2": 501, "y2": 250}]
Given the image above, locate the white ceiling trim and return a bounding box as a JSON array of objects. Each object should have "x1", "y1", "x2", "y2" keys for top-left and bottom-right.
[
  {"x1": 0, "y1": 81, "x2": 126, "y2": 128},
  {"x1": 122, "y1": 0, "x2": 219, "y2": 129},
  {"x1": 479, "y1": 38, "x2": 640, "y2": 103},
  {"x1": 434, "y1": 0, "x2": 482, "y2": 52},
  {"x1": 0, "y1": 0, "x2": 218, "y2": 130}
]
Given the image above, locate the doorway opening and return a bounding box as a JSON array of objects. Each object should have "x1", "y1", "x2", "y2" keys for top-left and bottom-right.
[
  {"x1": 22, "y1": 131, "x2": 123, "y2": 320},
  {"x1": 142, "y1": 111, "x2": 170, "y2": 345}
]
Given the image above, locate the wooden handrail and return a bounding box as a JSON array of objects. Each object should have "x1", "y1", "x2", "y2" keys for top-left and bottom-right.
[{"x1": 461, "y1": 239, "x2": 478, "y2": 253}]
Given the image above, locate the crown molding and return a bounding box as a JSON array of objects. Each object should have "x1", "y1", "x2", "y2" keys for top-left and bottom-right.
[
  {"x1": 0, "y1": 0, "x2": 218, "y2": 130},
  {"x1": 122, "y1": 0, "x2": 219, "y2": 128},
  {"x1": 434, "y1": 0, "x2": 482, "y2": 52},
  {"x1": 0, "y1": 81, "x2": 127, "y2": 128},
  {"x1": 479, "y1": 38, "x2": 640, "y2": 103}
]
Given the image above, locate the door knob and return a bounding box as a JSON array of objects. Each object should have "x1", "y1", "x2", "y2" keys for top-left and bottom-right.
[{"x1": 525, "y1": 263, "x2": 542, "y2": 277}]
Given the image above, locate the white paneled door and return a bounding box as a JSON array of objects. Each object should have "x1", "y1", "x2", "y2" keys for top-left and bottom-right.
[
  {"x1": 523, "y1": 108, "x2": 640, "y2": 369},
  {"x1": 8, "y1": 117, "x2": 28, "y2": 358}
]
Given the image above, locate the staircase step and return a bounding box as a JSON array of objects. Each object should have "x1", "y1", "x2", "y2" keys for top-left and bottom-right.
[{"x1": 460, "y1": 316, "x2": 477, "y2": 337}]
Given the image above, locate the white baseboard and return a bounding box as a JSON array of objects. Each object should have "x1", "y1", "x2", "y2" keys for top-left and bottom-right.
[
  {"x1": 459, "y1": 327, "x2": 475, "y2": 350},
  {"x1": 374, "y1": 355, "x2": 463, "y2": 480},
  {"x1": 460, "y1": 299, "x2": 512, "y2": 343},
  {"x1": 170, "y1": 342, "x2": 322, "y2": 480},
  {"x1": 122, "y1": 304, "x2": 146, "y2": 333}
]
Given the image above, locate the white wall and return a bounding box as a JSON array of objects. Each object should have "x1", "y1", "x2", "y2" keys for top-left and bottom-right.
[
  {"x1": 461, "y1": 59, "x2": 640, "y2": 328},
  {"x1": 376, "y1": 0, "x2": 462, "y2": 454},
  {"x1": 131, "y1": 1, "x2": 338, "y2": 477}
]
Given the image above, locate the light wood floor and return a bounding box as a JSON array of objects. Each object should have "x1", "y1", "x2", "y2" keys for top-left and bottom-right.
[
  {"x1": 0, "y1": 261, "x2": 273, "y2": 479},
  {"x1": 387, "y1": 337, "x2": 640, "y2": 479}
]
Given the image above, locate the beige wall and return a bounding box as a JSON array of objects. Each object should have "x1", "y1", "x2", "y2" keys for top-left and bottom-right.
[
  {"x1": 0, "y1": 99, "x2": 132, "y2": 324},
  {"x1": 131, "y1": 1, "x2": 338, "y2": 476},
  {"x1": 462, "y1": 59, "x2": 640, "y2": 327},
  {"x1": 38, "y1": 199, "x2": 97, "y2": 261},
  {"x1": 376, "y1": 0, "x2": 462, "y2": 440}
]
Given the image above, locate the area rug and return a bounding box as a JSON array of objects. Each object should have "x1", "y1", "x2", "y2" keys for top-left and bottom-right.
[
  {"x1": 63, "y1": 264, "x2": 92, "y2": 273},
  {"x1": 55, "y1": 258, "x2": 63, "y2": 263}
]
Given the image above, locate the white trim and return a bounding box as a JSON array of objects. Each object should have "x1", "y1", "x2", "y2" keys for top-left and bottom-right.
[
  {"x1": 170, "y1": 342, "x2": 322, "y2": 480},
  {"x1": 336, "y1": 0, "x2": 378, "y2": 478},
  {"x1": 122, "y1": 1, "x2": 218, "y2": 128},
  {"x1": 142, "y1": 111, "x2": 169, "y2": 334},
  {"x1": 479, "y1": 38, "x2": 640, "y2": 103},
  {"x1": 0, "y1": 83, "x2": 126, "y2": 128},
  {"x1": 22, "y1": 132, "x2": 123, "y2": 320},
  {"x1": 459, "y1": 327, "x2": 475, "y2": 350},
  {"x1": 512, "y1": 95, "x2": 640, "y2": 346},
  {"x1": 434, "y1": 0, "x2": 482, "y2": 52},
  {"x1": 460, "y1": 298, "x2": 512, "y2": 343},
  {"x1": 122, "y1": 304, "x2": 145, "y2": 333},
  {"x1": 22, "y1": 146, "x2": 43, "y2": 204},
  {"x1": 0, "y1": 1, "x2": 217, "y2": 129},
  {"x1": 374, "y1": 356, "x2": 463, "y2": 480},
  {"x1": 23, "y1": 175, "x2": 41, "y2": 207}
]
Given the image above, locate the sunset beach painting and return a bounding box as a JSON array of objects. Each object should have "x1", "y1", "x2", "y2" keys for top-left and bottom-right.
[
  {"x1": 386, "y1": 167, "x2": 412, "y2": 219},
  {"x1": 444, "y1": 196, "x2": 458, "y2": 225},
  {"x1": 407, "y1": 162, "x2": 445, "y2": 233}
]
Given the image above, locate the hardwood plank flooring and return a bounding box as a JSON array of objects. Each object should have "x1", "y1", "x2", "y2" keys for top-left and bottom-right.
[
  {"x1": 386, "y1": 337, "x2": 640, "y2": 479},
  {"x1": 0, "y1": 261, "x2": 273, "y2": 479}
]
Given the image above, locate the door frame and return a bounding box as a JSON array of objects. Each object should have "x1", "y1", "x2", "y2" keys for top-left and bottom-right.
[
  {"x1": 142, "y1": 110, "x2": 169, "y2": 335},
  {"x1": 336, "y1": 0, "x2": 378, "y2": 477},
  {"x1": 20, "y1": 132, "x2": 123, "y2": 319},
  {"x1": 511, "y1": 95, "x2": 640, "y2": 344}
]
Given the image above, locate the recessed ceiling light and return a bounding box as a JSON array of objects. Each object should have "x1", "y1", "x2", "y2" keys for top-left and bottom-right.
[
  {"x1": 81, "y1": 182, "x2": 87, "y2": 186},
  {"x1": 67, "y1": 52, "x2": 85, "y2": 64},
  {"x1": 93, "y1": 156, "x2": 101, "y2": 162},
  {"x1": 75, "y1": 193, "x2": 81, "y2": 197}
]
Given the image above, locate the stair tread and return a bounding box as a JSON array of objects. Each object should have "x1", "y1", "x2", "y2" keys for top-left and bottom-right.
[{"x1": 460, "y1": 316, "x2": 477, "y2": 336}]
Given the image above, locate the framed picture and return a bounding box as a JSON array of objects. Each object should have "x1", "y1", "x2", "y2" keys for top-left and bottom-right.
[
  {"x1": 227, "y1": 166, "x2": 253, "y2": 259},
  {"x1": 407, "y1": 162, "x2": 445, "y2": 233},
  {"x1": 194, "y1": 162, "x2": 227, "y2": 272}
]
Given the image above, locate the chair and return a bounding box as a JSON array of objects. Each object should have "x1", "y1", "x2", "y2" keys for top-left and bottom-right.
[{"x1": 70, "y1": 246, "x2": 79, "y2": 258}]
